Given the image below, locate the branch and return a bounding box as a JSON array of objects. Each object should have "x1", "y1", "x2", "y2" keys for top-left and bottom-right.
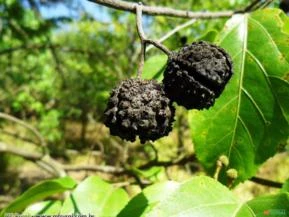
[
  {"x1": 146, "y1": 18, "x2": 196, "y2": 52},
  {"x1": 250, "y1": 176, "x2": 283, "y2": 188},
  {"x1": 0, "y1": 142, "x2": 66, "y2": 177},
  {"x1": 88, "y1": 0, "x2": 234, "y2": 19},
  {"x1": 139, "y1": 153, "x2": 197, "y2": 170},
  {"x1": 135, "y1": 3, "x2": 171, "y2": 76},
  {"x1": 0, "y1": 128, "x2": 40, "y2": 146},
  {"x1": 60, "y1": 153, "x2": 197, "y2": 175},
  {"x1": 63, "y1": 164, "x2": 125, "y2": 174},
  {"x1": 0, "y1": 142, "x2": 42, "y2": 160},
  {"x1": 0, "y1": 112, "x2": 46, "y2": 148},
  {"x1": 136, "y1": 3, "x2": 146, "y2": 77}
]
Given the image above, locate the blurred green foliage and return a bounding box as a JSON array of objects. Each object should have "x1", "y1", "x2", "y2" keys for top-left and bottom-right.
[{"x1": 0, "y1": 0, "x2": 252, "y2": 146}]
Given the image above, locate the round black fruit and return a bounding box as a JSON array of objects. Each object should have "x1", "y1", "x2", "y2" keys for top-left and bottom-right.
[
  {"x1": 163, "y1": 41, "x2": 233, "y2": 110},
  {"x1": 104, "y1": 78, "x2": 175, "y2": 143}
]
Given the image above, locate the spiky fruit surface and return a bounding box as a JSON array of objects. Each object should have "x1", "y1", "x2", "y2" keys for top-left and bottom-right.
[
  {"x1": 104, "y1": 79, "x2": 175, "y2": 144},
  {"x1": 163, "y1": 41, "x2": 233, "y2": 110}
]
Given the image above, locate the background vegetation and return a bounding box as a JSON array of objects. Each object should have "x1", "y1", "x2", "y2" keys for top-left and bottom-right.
[{"x1": 0, "y1": 0, "x2": 288, "y2": 216}]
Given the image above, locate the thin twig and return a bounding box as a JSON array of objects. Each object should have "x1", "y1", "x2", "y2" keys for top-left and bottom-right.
[
  {"x1": 139, "y1": 153, "x2": 197, "y2": 170},
  {"x1": 260, "y1": 0, "x2": 274, "y2": 9},
  {"x1": 136, "y1": 3, "x2": 146, "y2": 77},
  {"x1": 0, "y1": 142, "x2": 61, "y2": 176},
  {"x1": 63, "y1": 164, "x2": 125, "y2": 174},
  {"x1": 88, "y1": 0, "x2": 234, "y2": 19},
  {"x1": 236, "y1": 0, "x2": 273, "y2": 13},
  {"x1": 146, "y1": 19, "x2": 196, "y2": 52},
  {"x1": 237, "y1": 0, "x2": 261, "y2": 13},
  {"x1": 0, "y1": 112, "x2": 46, "y2": 149},
  {"x1": 0, "y1": 128, "x2": 40, "y2": 146},
  {"x1": 0, "y1": 142, "x2": 42, "y2": 160},
  {"x1": 135, "y1": 3, "x2": 171, "y2": 77},
  {"x1": 250, "y1": 176, "x2": 283, "y2": 188},
  {"x1": 145, "y1": 39, "x2": 171, "y2": 56}
]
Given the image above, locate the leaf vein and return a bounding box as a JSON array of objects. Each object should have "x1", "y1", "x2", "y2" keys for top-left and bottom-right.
[
  {"x1": 228, "y1": 15, "x2": 248, "y2": 161},
  {"x1": 238, "y1": 116, "x2": 255, "y2": 150},
  {"x1": 241, "y1": 87, "x2": 267, "y2": 124}
]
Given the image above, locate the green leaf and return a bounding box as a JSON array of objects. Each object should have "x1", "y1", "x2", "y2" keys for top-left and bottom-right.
[
  {"x1": 189, "y1": 9, "x2": 289, "y2": 184},
  {"x1": 22, "y1": 201, "x2": 62, "y2": 215},
  {"x1": 132, "y1": 167, "x2": 163, "y2": 179},
  {"x1": 281, "y1": 179, "x2": 289, "y2": 193},
  {"x1": 61, "y1": 176, "x2": 129, "y2": 216},
  {"x1": 0, "y1": 177, "x2": 76, "y2": 216},
  {"x1": 247, "y1": 193, "x2": 289, "y2": 217},
  {"x1": 197, "y1": 30, "x2": 219, "y2": 42},
  {"x1": 142, "y1": 55, "x2": 167, "y2": 81},
  {"x1": 118, "y1": 176, "x2": 253, "y2": 217}
]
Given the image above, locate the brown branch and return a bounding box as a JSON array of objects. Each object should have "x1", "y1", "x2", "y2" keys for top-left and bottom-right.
[
  {"x1": 145, "y1": 39, "x2": 171, "y2": 56},
  {"x1": 136, "y1": 3, "x2": 146, "y2": 77},
  {"x1": 63, "y1": 153, "x2": 197, "y2": 174},
  {"x1": 0, "y1": 142, "x2": 42, "y2": 160},
  {"x1": 139, "y1": 153, "x2": 197, "y2": 170},
  {"x1": 146, "y1": 19, "x2": 196, "y2": 52},
  {"x1": 135, "y1": 3, "x2": 171, "y2": 74},
  {"x1": 0, "y1": 142, "x2": 66, "y2": 177},
  {"x1": 238, "y1": 0, "x2": 261, "y2": 13},
  {"x1": 0, "y1": 128, "x2": 40, "y2": 146},
  {"x1": 250, "y1": 176, "x2": 283, "y2": 188},
  {"x1": 63, "y1": 164, "x2": 125, "y2": 174},
  {"x1": 88, "y1": 0, "x2": 234, "y2": 19},
  {"x1": 0, "y1": 112, "x2": 46, "y2": 148}
]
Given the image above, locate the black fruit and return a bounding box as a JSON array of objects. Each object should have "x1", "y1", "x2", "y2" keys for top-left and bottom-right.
[
  {"x1": 104, "y1": 78, "x2": 175, "y2": 143},
  {"x1": 163, "y1": 41, "x2": 233, "y2": 110}
]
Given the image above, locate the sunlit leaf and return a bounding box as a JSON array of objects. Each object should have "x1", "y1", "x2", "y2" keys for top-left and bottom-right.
[
  {"x1": 61, "y1": 176, "x2": 129, "y2": 216},
  {"x1": 0, "y1": 177, "x2": 76, "y2": 216},
  {"x1": 118, "y1": 176, "x2": 253, "y2": 217}
]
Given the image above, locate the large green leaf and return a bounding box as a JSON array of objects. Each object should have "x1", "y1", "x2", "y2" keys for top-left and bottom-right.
[
  {"x1": 60, "y1": 176, "x2": 129, "y2": 217},
  {"x1": 189, "y1": 9, "x2": 289, "y2": 184},
  {"x1": 247, "y1": 193, "x2": 289, "y2": 217},
  {"x1": 118, "y1": 176, "x2": 253, "y2": 217},
  {"x1": 0, "y1": 177, "x2": 76, "y2": 216}
]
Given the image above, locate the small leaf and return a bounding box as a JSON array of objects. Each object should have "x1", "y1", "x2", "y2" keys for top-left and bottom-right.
[
  {"x1": 118, "y1": 176, "x2": 253, "y2": 217},
  {"x1": 132, "y1": 167, "x2": 163, "y2": 179},
  {"x1": 197, "y1": 30, "x2": 218, "y2": 42},
  {"x1": 61, "y1": 176, "x2": 129, "y2": 216},
  {"x1": 247, "y1": 193, "x2": 289, "y2": 216},
  {"x1": 0, "y1": 177, "x2": 76, "y2": 216},
  {"x1": 142, "y1": 55, "x2": 167, "y2": 81}
]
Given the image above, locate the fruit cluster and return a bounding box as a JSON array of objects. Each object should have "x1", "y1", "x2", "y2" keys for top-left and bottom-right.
[{"x1": 104, "y1": 41, "x2": 233, "y2": 143}]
